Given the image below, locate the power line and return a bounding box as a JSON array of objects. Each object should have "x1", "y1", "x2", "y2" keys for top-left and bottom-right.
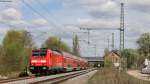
[
  {"x1": 36, "y1": 0, "x2": 55, "y2": 18},
  {"x1": 0, "y1": 0, "x2": 12, "y2": 2},
  {"x1": 21, "y1": 0, "x2": 56, "y2": 28},
  {"x1": 35, "y1": 0, "x2": 71, "y2": 37},
  {"x1": 20, "y1": 0, "x2": 58, "y2": 44},
  {"x1": 21, "y1": 0, "x2": 70, "y2": 38}
]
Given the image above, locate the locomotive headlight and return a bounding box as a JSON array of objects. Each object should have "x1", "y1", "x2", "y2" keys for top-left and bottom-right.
[
  {"x1": 30, "y1": 67, "x2": 34, "y2": 69},
  {"x1": 41, "y1": 60, "x2": 46, "y2": 63},
  {"x1": 31, "y1": 60, "x2": 37, "y2": 63},
  {"x1": 42, "y1": 67, "x2": 47, "y2": 69}
]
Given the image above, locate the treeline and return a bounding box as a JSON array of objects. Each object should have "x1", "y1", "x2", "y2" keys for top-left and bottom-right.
[
  {"x1": 0, "y1": 30, "x2": 80, "y2": 75},
  {"x1": 121, "y1": 32, "x2": 150, "y2": 69}
]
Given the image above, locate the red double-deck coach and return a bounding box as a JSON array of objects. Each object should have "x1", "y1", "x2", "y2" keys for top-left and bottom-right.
[{"x1": 29, "y1": 48, "x2": 88, "y2": 75}]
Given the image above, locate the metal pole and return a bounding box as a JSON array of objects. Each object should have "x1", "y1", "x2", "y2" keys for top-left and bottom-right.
[
  {"x1": 108, "y1": 37, "x2": 110, "y2": 50},
  {"x1": 120, "y1": 3, "x2": 125, "y2": 51},
  {"x1": 94, "y1": 45, "x2": 96, "y2": 57},
  {"x1": 87, "y1": 29, "x2": 90, "y2": 45},
  {"x1": 112, "y1": 33, "x2": 114, "y2": 50},
  {"x1": 59, "y1": 37, "x2": 61, "y2": 50},
  {"x1": 122, "y1": 3, "x2": 125, "y2": 50}
]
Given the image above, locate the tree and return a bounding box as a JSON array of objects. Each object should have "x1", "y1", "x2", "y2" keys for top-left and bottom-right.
[
  {"x1": 121, "y1": 49, "x2": 138, "y2": 68},
  {"x1": 0, "y1": 30, "x2": 34, "y2": 73},
  {"x1": 42, "y1": 36, "x2": 71, "y2": 52},
  {"x1": 137, "y1": 33, "x2": 150, "y2": 59},
  {"x1": 72, "y1": 34, "x2": 80, "y2": 56},
  {"x1": 104, "y1": 48, "x2": 109, "y2": 57},
  {"x1": 20, "y1": 31, "x2": 34, "y2": 66},
  {"x1": 21, "y1": 31, "x2": 34, "y2": 48},
  {"x1": 103, "y1": 48, "x2": 112, "y2": 67}
]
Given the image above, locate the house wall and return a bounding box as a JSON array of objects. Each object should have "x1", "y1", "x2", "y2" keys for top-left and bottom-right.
[{"x1": 104, "y1": 52, "x2": 121, "y2": 67}]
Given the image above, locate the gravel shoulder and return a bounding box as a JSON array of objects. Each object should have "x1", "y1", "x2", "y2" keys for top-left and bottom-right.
[
  {"x1": 59, "y1": 70, "x2": 97, "y2": 84},
  {"x1": 127, "y1": 70, "x2": 150, "y2": 81}
]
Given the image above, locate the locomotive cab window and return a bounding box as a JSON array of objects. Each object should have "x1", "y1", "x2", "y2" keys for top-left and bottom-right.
[
  {"x1": 32, "y1": 50, "x2": 39, "y2": 56},
  {"x1": 40, "y1": 50, "x2": 47, "y2": 56},
  {"x1": 32, "y1": 50, "x2": 47, "y2": 57}
]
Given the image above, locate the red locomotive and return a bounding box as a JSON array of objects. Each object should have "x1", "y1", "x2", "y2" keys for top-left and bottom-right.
[{"x1": 29, "y1": 48, "x2": 88, "y2": 75}]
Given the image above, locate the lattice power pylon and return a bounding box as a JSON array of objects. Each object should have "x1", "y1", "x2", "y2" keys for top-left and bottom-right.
[{"x1": 120, "y1": 3, "x2": 125, "y2": 51}]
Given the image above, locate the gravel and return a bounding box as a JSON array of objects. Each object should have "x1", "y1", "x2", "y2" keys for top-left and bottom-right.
[{"x1": 59, "y1": 70, "x2": 97, "y2": 84}]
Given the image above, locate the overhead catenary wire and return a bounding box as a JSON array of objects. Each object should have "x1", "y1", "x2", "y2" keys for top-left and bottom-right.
[
  {"x1": 21, "y1": 0, "x2": 71, "y2": 38},
  {"x1": 0, "y1": 0, "x2": 12, "y2": 2},
  {"x1": 35, "y1": 0, "x2": 72, "y2": 37},
  {"x1": 21, "y1": 0, "x2": 58, "y2": 29},
  {"x1": 21, "y1": 0, "x2": 108, "y2": 56},
  {"x1": 34, "y1": 1, "x2": 102, "y2": 50},
  {"x1": 20, "y1": 1, "x2": 52, "y2": 28}
]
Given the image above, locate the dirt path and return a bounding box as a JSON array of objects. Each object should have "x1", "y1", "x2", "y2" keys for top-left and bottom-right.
[{"x1": 127, "y1": 70, "x2": 150, "y2": 81}]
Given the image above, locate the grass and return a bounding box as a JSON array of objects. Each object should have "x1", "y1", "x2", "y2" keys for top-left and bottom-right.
[{"x1": 88, "y1": 68, "x2": 150, "y2": 84}]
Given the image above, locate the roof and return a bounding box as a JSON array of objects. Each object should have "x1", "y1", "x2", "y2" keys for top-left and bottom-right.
[
  {"x1": 105, "y1": 50, "x2": 121, "y2": 57},
  {"x1": 84, "y1": 57, "x2": 104, "y2": 62},
  {"x1": 111, "y1": 50, "x2": 121, "y2": 56}
]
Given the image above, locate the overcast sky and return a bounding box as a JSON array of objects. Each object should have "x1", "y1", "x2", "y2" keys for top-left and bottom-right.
[{"x1": 0, "y1": 0, "x2": 149, "y2": 57}]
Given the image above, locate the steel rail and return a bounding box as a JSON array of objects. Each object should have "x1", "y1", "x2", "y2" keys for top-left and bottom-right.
[
  {"x1": 30, "y1": 69, "x2": 95, "y2": 84},
  {"x1": 0, "y1": 76, "x2": 35, "y2": 83},
  {"x1": 1, "y1": 69, "x2": 95, "y2": 84}
]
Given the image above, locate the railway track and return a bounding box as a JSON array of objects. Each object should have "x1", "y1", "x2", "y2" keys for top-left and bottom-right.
[
  {"x1": 1, "y1": 68, "x2": 95, "y2": 84},
  {"x1": 31, "y1": 69, "x2": 95, "y2": 84},
  {"x1": 0, "y1": 76, "x2": 35, "y2": 84}
]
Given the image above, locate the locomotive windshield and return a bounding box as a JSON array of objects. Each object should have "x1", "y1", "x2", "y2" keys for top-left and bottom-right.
[
  {"x1": 40, "y1": 50, "x2": 47, "y2": 56},
  {"x1": 32, "y1": 51, "x2": 39, "y2": 56},
  {"x1": 32, "y1": 50, "x2": 47, "y2": 57}
]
